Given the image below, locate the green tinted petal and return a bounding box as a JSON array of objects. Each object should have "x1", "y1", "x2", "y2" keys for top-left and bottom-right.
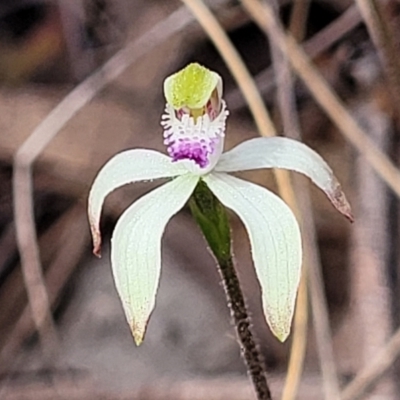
[
  {"x1": 204, "y1": 173, "x2": 302, "y2": 341},
  {"x1": 88, "y1": 149, "x2": 188, "y2": 256},
  {"x1": 216, "y1": 137, "x2": 353, "y2": 222},
  {"x1": 111, "y1": 174, "x2": 199, "y2": 345},
  {"x1": 164, "y1": 63, "x2": 222, "y2": 109}
]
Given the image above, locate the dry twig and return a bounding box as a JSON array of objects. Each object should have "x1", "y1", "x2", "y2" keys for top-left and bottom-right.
[
  {"x1": 263, "y1": 1, "x2": 309, "y2": 399},
  {"x1": 341, "y1": 326, "x2": 400, "y2": 400},
  {"x1": 302, "y1": 192, "x2": 341, "y2": 400},
  {"x1": 249, "y1": 1, "x2": 342, "y2": 397},
  {"x1": 239, "y1": 2, "x2": 400, "y2": 399},
  {"x1": 355, "y1": 0, "x2": 400, "y2": 120},
  {"x1": 267, "y1": 0, "x2": 301, "y2": 138},
  {"x1": 347, "y1": 103, "x2": 395, "y2": 399},
  {"x1": 239, "y1": 0, "x2": 400, "y2": 202},
  {"x1": 227, "y1": 4, "x2": 362, "y2": 110},
  {"x1": 0, "y1": 206, "x2": 88, "y2": 375},
  {"x1": 274, "y1": 2, "x2": 342, "y2": 397},
  {"x1": 288, "y1": 0, "x2": 310, "y2": 41}
]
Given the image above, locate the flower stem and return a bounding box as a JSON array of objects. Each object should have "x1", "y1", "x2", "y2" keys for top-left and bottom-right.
[
  {"x1": 218, "y1": 255, "x2": 273, "y2": 400},
  {"x1": 189, "y1": 180, "x2": 272, "y2": 400}
]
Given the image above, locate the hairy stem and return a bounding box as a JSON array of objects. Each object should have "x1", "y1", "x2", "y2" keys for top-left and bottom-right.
[
  {"x1": 218, "y1": 256, "x2": 272, "y2": 400},
  {"x1": 189, "y1": 180, "x2": 272, "y2": 400}
]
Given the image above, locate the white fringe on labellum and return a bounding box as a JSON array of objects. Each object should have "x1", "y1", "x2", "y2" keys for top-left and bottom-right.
[{"x1": 160, "y1": 101, "x2": 229, "y2": 174}]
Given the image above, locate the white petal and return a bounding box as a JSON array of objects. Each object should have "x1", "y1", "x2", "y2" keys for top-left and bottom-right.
[
  {"x1": 216, "y1": 137, "x2": 353, "y2": 221},
  {"x1": 88, "y1": 149, "x2": 188, "y2": 255},
  {"x1": 203, "y1": 173, "x2": 302, "y2": 341},
  {"x1": 111, "y1": 174, "x2": 199, "y2": 345}
]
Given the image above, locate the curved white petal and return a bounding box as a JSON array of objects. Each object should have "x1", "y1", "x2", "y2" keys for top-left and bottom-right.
[
  {"x1": 111, "y1": 174, "x2": 199, "y2": 345},
  {"x1": 215, "y1": 137, "x2": 353, "y2": 221},
  {"x1": 88, "y1": 149, "x2": 188, "y2": 255},
  {"x1": 204, "y1": 173, "x2": 302, "y2": 341}
]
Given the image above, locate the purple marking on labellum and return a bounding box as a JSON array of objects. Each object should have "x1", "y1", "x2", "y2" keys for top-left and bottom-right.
[
  {"x1": 161, "y1": 101, "x2": 229, "y2": 169},
  {"x1": 167, "y1": 136, "x2": 218, "y2": 168}
]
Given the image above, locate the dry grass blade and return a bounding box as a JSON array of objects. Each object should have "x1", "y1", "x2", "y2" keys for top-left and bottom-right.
[
  {"x1": 255, "y1": 0, "x2": 340, "y2": 397},
  {"x1": 347, "y1": 103, "x2": 395, "y2": 398},
  {"x1": 341, "y1": 327, "x2": 400, "y2": 400},
  {"x1": 282, "y1": 273, "x2": 308, "y2": 400},
  {"x1": 227, "y1": 4, "x2": 362, "y2": 111},
  {"x1": 355, "y1": 0, "x2": 400, "y2": 118},
  {"x1": 12, "y1": 167, "x2": 59, "y2": 360},
  {"x1": 240, "y1": 1, "x2": 400, "y2": 399},
  {"x1": 288, "y1": 0, "x2": 310, "y2": 41},
  {"x1": 264, "y1": 1, "x2": 309, "y2": 398},
  {"x1": 240, "y1": 0, "x2": 400, "y2": 199},
  {"x1": 302, "y1": 189, "x2": 341, "y2": 400},
  {"x1": 0, "y1": 206, "x2": 88, "y2": 375},
  {"x1": 11, "y1": 3, "x2": 205, "y2": 366},
  {"x1": 267, "y1": 0, "x2": 301, "y2": 138}
]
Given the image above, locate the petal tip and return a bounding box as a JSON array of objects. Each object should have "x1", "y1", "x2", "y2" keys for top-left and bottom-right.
[
  {"x1": 130, "y1": 321, "x2": 147, "y2": 346},
  {"x1": 270, "y1": 323, "x2": 291, "y2": 343},
  {"x1": 328, "y1": 184, "x2": 354, "y2": 223},
  {"x1": 89, "y1": 220, "x2": 102, "y2": 257},
  {"x1": 275, "y1": 330, "x2": 290, "y2": 343},
  {"x1": 266, "y1": 311, "x2": 292, "y2": 343},
  {"x1": 93, "y1": 242, "x2": 102, "y2": 258}
]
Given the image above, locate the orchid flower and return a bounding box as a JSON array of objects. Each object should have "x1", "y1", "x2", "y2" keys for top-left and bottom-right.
[{"x1": 88, "y1": 63, "x2": 352, "y2": 346}]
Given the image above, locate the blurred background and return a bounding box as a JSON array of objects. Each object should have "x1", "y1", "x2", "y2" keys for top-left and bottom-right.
[{"x1": 0, "y1": 0, "x2": 399, "y2": 399}]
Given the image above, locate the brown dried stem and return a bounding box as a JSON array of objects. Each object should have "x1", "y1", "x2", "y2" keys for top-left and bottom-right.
[
  {"x1": 264, "y1": 1, "x2": 308, "y2": 398},
  {"x1": 355, "y1": 0, "x2": 400, "y2": 121},
  {"x1": 301, "y1": 188, "x2": 341, "y2": 400},
  {"x1": 12, "y1": 165, "x2": 59, "y2": 360},
  {"x1": 346, "y1": 104, "x2": 394, "y2": 398},
  {"x1": 240, "y1": 0, "x2": 400, "y2": 199},
  {"x1": 341, "y1": 326, "x2": 400, "y2": 400},
  {"x1": 227, "y1": 4, "x2": 362, "y2": 111},
  {"x1": 288, "y1": 0, "x2": 311, "y2": 41},
  {"x1": 0, "y1": 206, "x2": 88, "y2": 374},
  {"x1": 267, "y1": 0, "x2": 302, "y2": 138},
  {"x1": 254, "y1": 0, "x2": 341, "y2": 397}
]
